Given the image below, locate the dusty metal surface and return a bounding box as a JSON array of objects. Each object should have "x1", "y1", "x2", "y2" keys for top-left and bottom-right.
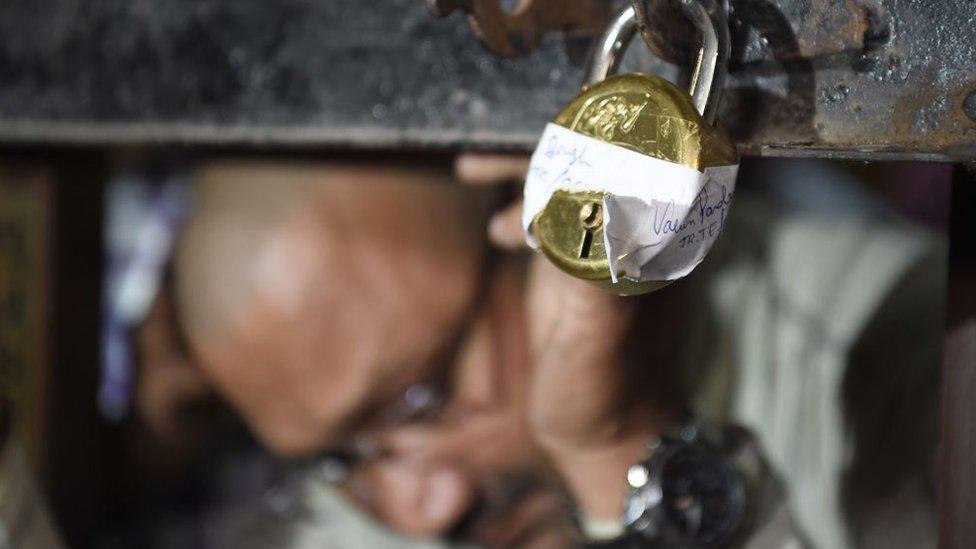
[
  {"x1": 0, "y1": 0, "x2": 590, "y2": 148},
  {"x1": 0, "y1": 0, "x2": 973, "y2": 160}
]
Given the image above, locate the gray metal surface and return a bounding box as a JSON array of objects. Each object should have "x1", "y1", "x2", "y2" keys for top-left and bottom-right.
[
  {"x1": 0, "y1": 0, "x2": 973, "y2": 160},
  {"x1": 0, "y1": 0, "x2": 584, "y2": 148}
]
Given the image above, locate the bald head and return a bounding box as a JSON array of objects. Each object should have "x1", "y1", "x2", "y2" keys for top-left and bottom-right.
[{"x1": 175, "y1": 160, "x2": 496, "y2": 455}]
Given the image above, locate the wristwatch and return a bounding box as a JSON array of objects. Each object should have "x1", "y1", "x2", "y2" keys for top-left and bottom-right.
[{"x1": 583, "y1": 421, "x2": 761, "y2": 548}]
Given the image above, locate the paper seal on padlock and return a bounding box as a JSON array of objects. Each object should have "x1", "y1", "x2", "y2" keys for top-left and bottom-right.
[
  {"x1": 523, "y1": 122, "x2": 737, "y2": 283},
  {"x1": 521, "y1": 1, "x2": 737, "y2": 295}
]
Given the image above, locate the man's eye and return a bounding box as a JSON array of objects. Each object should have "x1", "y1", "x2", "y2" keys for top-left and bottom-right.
[
  {"x1": 402, "y1": 384, "x2": 442, "y2": 417},
  {"x1": 376, "y1": 381, "x2": 446, "y2": 428},
  {"x1": 318, "y1": 452, "x2": 354, "y2": 485}
]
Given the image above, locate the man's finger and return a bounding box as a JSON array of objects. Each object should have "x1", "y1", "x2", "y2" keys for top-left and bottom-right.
[
  {"x1": 488, "y1": 200, "x2": 527, "y2": 250},
  {"x1": 526, "y1": 257, "x2": 639, "y2": 447},
  {"x1": 455, "y1": 153, "x2": 530, "y2": 186}
]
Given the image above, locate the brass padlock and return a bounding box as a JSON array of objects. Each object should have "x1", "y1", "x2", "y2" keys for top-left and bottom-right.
[{"x1": 524, "y1": 0, "x2": 738, "y2": 295}]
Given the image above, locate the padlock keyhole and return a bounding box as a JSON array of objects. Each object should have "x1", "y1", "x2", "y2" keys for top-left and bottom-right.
[
  {"x1": 579, "y1": 230, "x2": 594, "y2": 259},
  {"x1": 577, "y1": 201, "x2": 602, "y2": 259}
]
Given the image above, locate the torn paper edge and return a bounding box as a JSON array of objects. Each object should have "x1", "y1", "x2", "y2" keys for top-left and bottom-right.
[{"x1": 522, "y1": 123, "x2": 738, "y2": 283}]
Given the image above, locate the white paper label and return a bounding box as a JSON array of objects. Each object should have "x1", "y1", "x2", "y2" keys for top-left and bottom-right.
[{"x1": 523, "y1": 123, "x2": 738, "y2": 283}]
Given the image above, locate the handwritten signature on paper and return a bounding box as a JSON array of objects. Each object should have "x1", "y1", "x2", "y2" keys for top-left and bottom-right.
[
  {"x1": 651, "y1": 180, "x2": 734, "y2": 249},
  {"x1": 529, "y1": 130, "x2": 735, "y2": 253},
  {"x1": 527, "y1": 133, "x2": 595, "y2": 194},
  {"x1": 543, "y1": 133, "x2": 593, "y2": 167}
]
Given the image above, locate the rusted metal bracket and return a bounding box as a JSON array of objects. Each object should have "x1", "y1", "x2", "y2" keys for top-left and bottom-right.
[
  {"x1": 426, "y1": 0, "x2": 611, "y2": 58},
  {"x1": 427, "y1": 0, "x2": 883, "y2": 65},
  {"x1": 632, "y1": 0, "x2": 878, "y2": 65}
]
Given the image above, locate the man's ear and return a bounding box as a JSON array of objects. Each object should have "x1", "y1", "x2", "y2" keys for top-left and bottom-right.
[{"x1": 135, "y1": 289, "x2": 214, "y2": 441}]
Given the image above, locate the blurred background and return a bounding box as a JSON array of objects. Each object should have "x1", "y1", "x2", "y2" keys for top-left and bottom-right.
[
  {"x1": 0, "y1": 0, "x2": 974, "y2": 548},
  {"x1": 0, "y1": 152, "x2": 959, "y2": 548}
]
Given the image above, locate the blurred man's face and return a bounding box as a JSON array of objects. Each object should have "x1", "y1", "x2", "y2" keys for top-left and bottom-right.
[{"x1": 183, "y1": 164, "x2": 571, "y2": 547}]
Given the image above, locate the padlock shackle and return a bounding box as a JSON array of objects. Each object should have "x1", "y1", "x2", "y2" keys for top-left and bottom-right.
[
  {"x1": 681, "y1": 0, "x2": 730, "y2": 125},
  {"x1": 584, "y1": 0, "x2": 729, "y2": 126},
  {"x1": 583, "y1": 6, "x2": 639, "y2": 90}
]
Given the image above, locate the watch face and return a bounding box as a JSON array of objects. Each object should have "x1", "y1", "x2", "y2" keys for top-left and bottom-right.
[{"x1": 660, "y1": 444, "x2": 743, "y2": 544}]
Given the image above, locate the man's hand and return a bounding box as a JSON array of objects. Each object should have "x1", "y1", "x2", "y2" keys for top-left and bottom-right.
[{"x1": 456, "y1": 153, "x2": 680, "y2": 523}]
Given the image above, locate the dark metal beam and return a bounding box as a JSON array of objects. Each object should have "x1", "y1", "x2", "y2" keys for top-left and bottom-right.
[{"x1": 0, "y1": 0, "x2": 973, "y2": 160}]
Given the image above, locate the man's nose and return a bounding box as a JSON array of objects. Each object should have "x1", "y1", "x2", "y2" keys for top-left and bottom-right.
[{"x1": 358, "y1": 458, "x2": 474, "y2": 539}]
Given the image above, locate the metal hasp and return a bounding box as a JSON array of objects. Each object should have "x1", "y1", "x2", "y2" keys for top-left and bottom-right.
[
  {"x1": 719, "y1": 0, "x2": 976, "y2": 160},
  {"x1": 0, "y1": 0, "x2": 972, "y2": 160}
]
